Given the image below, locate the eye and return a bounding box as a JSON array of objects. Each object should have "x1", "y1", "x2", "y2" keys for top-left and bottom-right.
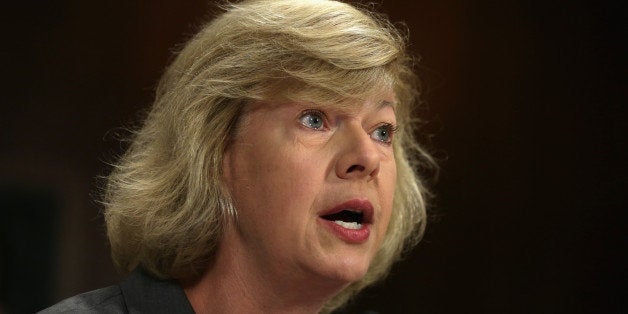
[
  {"x1": 371, "y1": 123, "x2": 397, "y2": 144},
  {"x1": 299, "y1": 109, "x2": 326, "y2": 130}
]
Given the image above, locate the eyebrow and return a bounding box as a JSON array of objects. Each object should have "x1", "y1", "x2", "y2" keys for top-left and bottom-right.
[
  {"x1": 296, "y1": 98, "x2": 395, "y2": 114},
  {"x1": 379, "y1": 100, "x2": 396, "y2": 111}
]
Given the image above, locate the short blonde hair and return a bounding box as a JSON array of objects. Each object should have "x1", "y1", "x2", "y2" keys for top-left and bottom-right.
[{"x1": 103, "y1": 0, "x2": 435, "y2": 311}]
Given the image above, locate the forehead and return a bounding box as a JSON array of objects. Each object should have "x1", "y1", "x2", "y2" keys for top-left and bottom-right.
[
  {"x1": 255, "y1": 99, "x2": 395, "y2": 118},
  {"x1": 260, "y1": 73, "x2": 398, "y2": 111},
  {"x1": 293, "y1": 88, "x2": 396, "y2": 111},
  {"x1": 319, "y1": 90, "x2": 397, "y2": 114},
  {"x1": 317, "y1": 99, "x2": 396, "y2": 118},
  {"x1": 244, "y1": 88, "x2": 398, "y2": 119}
]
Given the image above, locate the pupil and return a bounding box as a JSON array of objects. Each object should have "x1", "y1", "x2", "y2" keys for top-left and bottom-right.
[
  {"x1": 378, "y1": 129, "x2": 387, "y2": 140},
  {"x1": 310, "y1": 116, "x2": 320, "y2": 126}
]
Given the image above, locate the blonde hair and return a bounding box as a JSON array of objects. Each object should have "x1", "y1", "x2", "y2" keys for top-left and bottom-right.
[{"x1": 103, "y1": 0, "x2": 435, "y2": 311}]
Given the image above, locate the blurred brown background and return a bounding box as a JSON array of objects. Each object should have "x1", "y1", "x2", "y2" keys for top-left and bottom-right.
[{"x1": 0, "y1": 0, "x2": 623, "y2": 313}]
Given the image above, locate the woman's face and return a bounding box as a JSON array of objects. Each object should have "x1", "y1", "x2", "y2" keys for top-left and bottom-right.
[{"x1": 223, "y1": 93, "x2": 397, "y2": 285}]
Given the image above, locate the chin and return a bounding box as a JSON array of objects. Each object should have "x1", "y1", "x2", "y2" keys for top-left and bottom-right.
[{"x1": 315, "y1": 253, "x2": 373, "y2": 284}]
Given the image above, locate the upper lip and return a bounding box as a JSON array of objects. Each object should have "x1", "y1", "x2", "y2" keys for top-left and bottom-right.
[{"x1": 318, "y1": 199, "x2": 374, "y2": 224}]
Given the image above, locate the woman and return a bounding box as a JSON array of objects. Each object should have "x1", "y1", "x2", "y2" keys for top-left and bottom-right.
[{"x1": 41, "y1": 0, "x2": 434, "y2": 312}]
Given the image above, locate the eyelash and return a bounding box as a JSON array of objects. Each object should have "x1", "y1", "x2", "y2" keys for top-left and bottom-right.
[
  {"x1": 298, "y1": 109, "x2": 398, "y2": 144},
  {"x1": 299, "y1": 109, "x2": 327, "y2": 130},
  {"x1": 371, "y1": 123, "x2": 398, "y2": 144}
]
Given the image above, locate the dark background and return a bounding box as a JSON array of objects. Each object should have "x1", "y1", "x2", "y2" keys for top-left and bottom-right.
[{"x1": 0, "y1": 1, "x2": 623, "y2": 313}]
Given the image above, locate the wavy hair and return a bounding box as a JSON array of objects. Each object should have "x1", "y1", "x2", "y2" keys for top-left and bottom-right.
[{"x1": 103, "y1": 0, "x2": 435, "y2": 311}]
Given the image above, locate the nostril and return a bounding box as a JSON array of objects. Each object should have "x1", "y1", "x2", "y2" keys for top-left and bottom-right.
[{"x1": 346, "y1": 165, "x2": 365, "y2": 173}]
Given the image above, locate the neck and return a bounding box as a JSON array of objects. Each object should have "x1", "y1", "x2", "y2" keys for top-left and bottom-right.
[{"x1": 182, "y1": 228, "x2": 347, "y2": 314}]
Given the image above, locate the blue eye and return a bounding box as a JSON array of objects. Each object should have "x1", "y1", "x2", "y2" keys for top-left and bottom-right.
[
  {"x1": 299, "y1": 110, "x2": 325, "y2": 130},
  {"x1": 371, "y1": 123, "x2": 397, "y2": 143}
]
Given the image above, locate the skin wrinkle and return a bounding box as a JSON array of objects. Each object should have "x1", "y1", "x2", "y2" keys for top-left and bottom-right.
[{"x1": 190, "y1": 93, "x2": 396, "y2": 313}]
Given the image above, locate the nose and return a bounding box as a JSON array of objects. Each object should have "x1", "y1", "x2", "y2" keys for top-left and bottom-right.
[{"x1": 335, "y1": 125, "x2": 381, "y2": 181}]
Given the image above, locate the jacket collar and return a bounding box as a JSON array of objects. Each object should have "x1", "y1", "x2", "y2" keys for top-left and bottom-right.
[{"x1": 120, "y1": 268, "x2": 195, "y2": 313}]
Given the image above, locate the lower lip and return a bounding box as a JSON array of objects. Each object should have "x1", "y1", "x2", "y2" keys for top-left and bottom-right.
[{"x1": 319, "y1": 218, "x2": 371, "y2": 243}]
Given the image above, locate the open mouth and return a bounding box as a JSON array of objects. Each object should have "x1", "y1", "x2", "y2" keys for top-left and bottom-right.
[
  {"x1": 321, "y1": 210, "x2": 364, "y2": 230},
  {"x1": 318, "y1": 199, "x2": 374, "y2": 231},
  {"x1": 318, "y1": 199, "x2": 373, "y2": 242}
]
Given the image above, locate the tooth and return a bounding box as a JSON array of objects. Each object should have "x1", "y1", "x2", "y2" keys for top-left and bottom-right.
[{"x1": 333, "y1": 220, "x2": 362, "y2": 230}]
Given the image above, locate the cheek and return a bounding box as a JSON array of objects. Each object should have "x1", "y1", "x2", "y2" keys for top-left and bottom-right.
[{"x1": 227, "y1": 141, "x2": 322, "y2": 217}]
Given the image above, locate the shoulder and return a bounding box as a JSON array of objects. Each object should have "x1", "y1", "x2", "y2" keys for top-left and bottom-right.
[
  {"x1": 37, "y1": 268, "x2": 194, "y2": 314},
  {"x1": 37, "y1": 285, "x2": 126, "y2": 313}
]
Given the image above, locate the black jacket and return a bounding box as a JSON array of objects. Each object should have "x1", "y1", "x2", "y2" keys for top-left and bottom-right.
[{"x1": 38, "y1": 268, "x2": 195, "y2": 313}]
